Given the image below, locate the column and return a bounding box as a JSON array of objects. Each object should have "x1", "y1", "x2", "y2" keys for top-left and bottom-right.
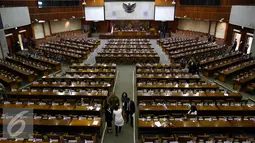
[
  {"x1": 251, "y1": 30, "x2": 255, "y2": 56},
  {"x1": 0, "y1": 30, "x2": 8, "y2": 59}
]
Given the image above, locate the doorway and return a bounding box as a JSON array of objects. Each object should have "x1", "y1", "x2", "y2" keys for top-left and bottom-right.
[
  {"x1": 246, "y1": 34, "x2": 253, "y2": 54},
  {"x1": 233, "y1": 31, "x2": 242, "y2": 51}
]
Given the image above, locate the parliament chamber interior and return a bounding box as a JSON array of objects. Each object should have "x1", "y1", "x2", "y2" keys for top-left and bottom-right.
[{"x1": 0, "y1": 0, "x2": 255, "y2": 143}]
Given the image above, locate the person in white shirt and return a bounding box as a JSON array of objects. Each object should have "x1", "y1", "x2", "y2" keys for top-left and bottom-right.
[{"x1": 113, "y1": 105, "x2": 124, "y2": 136}]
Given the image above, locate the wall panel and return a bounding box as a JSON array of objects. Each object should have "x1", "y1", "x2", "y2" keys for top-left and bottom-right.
[
  {"x1": 33, "y1": 23, "x2": 44, "y2": 39},
  {"x1": 50, "y1": 19, "x2": 82, "y2": 34},
  {"x1": 215, "y1": 22, "x2": 227, "y2": 39},
  {"x1": 174, "y1": 0, "x2": 255, "y2": 21},
  {"x1": 178, "y1": 19, "x2": 209, "y2": 33},
  {"x1": 43, "y1": 22, "x2": 50, "y2": 36},
  {"x1": 210, "y1": 21, "x2": 217, "y2": 35},
  {"x1": 0, "y1": 0, "x2": 84, "y2": 21}
]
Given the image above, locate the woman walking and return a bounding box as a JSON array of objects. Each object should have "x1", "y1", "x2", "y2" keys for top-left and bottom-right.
[
  {"x1": 105, "y1": 104, "x2": 113, "y2": 133},
  {"x1": 113, "y1": 105, "x2": 124, "y2": 136}
]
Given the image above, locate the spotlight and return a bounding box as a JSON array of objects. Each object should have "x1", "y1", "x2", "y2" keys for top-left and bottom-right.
[{"x1": 172, "y1": 0, "x2": 176, "y2": 4}]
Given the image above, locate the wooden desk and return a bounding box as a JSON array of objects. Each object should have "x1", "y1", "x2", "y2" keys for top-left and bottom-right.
[
  {"x1": 0, "y1": 62, "x2": 35, "y2": 82},
  {"x1": 7, "y1": 91, "x2": 108, "y2": 100},
  {"x1": 6, "y1": 57, "x2": 49, "y2": 76},
  {"x1": 170, "y1": 46, "x2": 226, "y2": 63},
  {"x1": 203, "y1": 58, "x2": 251, "y2": 77},
  {"x1": 30, "y1": 83, "x2": 111, "y2": 89},
  {"x1": 0, "y1": 74, "x2": 19, "y2": 89},
  {"x1": 67, "y1": 70, "x2": 115, "y2": 74},
  {"x1": 137, "y1": 92, "x2": 242, "y2": 101},
  {"x1": 136, "y1": 75, "x2": 200, "y2": 82},
  {"x1": 136, "y1": 69, "x2": 187, "y2": 74},
  {"x1": 0, "y1": 103, "x2": 101, "y2": 116},
  {"x1": 139, "y1": 105, "x2": 255, "y2": 116},
  {"x1": 137, "y1": 84, "x2": 218, "y2": 90},
  {"x1": 219, "y1": 62, "x2": 255, "y2": 82},
  {"x1": 113, "y1": 31, "x2": 147, "y2": 37},
  {"x1": 233, "y1": 74, "x2": 255, "y2": 90},
  {"x1": 200, "y1": 53, "x2": 242, "y2": 66}
]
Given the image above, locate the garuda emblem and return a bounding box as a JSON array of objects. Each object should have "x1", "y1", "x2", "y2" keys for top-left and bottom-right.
[{"x1": 123, "y1": 3, "x2": 136, "y2": 13}]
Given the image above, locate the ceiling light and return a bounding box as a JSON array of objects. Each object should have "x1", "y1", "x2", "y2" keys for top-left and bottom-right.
[
  {"x1": 82, "y1": 1, "x2": 86, "y2": 5},
  {"x1": 38, "y1": 1, "x2": 42, "y2": 5},
  {"x1": 172, "y1": 0, "x2": 176, "y2": 4}
]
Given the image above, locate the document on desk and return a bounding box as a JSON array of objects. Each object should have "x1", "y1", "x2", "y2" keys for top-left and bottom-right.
[
  {"x1": 92, "y1": 121, "x2": 99, "y2": 125},
  {"x1": 154, "y1": 121, "x2": 161, "y2": 127}
]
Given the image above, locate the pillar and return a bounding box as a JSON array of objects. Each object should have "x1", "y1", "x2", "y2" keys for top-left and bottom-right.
[
  {"x1": 0, "y1": 30, "x2": 8, "y2": 59},
  {"x1": 251, "y1": 30, "x2": 255, "y2": 56}
]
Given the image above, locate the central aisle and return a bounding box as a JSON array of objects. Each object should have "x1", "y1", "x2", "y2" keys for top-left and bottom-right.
[{"x1": 103, "y1": 65, "x2": 136, "y2": 143}]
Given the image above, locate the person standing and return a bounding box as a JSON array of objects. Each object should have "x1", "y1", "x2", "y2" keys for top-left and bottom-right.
[
  {"x1": 188, "y1": 58, "x2": 196, "y2": 74},
  {"x1": 208, "y1": 34, "x2": 211, "y2": 42},
  {"x1": 105, "y1": 104, "x2": 113, "y2": 133},
  {"x1": 124, "y1": 97, "x2": 135, "y2": 126},
  {"x1": 233, "y1": 39, "x2": 237, "y2": 51},
  {"x1": 187, "y1": 104, "x2": 197, "y2": 115},
  {"x1": 108, "y1": 92, "x2": 120, "y2": 110},
  {"x1": 121, "y1": 92, "x2": 128, "y2": 107},
  {"x1": 113, "y1": 105, "x2": 124, "y2": 136}
]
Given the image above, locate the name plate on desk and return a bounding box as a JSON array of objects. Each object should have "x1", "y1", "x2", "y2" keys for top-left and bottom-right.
[
  {"x1": 16, "y1": 102, "x2": 22, "y2": 105},
  {"x1": 49, "y1": 116, "x2": 56, "y2": 119},
  {"x1": 92, "y1": 121, "x2": 99, "y2": 125},
  {"x1": 15, "y1": 138, "x2": 24, "y2": 141},
  {"x1": 52, "y1": 103, "x2": 59, "y2": 106},
  {"x1": 79, "y1": 117, "x2": 86, "y2": 120},
  {"x1": 50, "y1": 139, "x2": 59, "y2": 142},
  {"x1": 4, "y1": 101, "x2": 10, "y2": 104},
  {"x1": 39, "y1": 102, "x2": 46, "y2": 105},
  {"x1": 34, "y1": 116, "x2": 41, "y2": 119},
  {"x1": 28, "y1": 102, "x2": 34, "y2": 105},
  {"x1": 64, "y1": 116, "x2": 71, "y2": 120}
]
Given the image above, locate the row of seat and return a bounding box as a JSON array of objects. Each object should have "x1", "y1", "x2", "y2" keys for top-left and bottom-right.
[{"x1": 142, "y1": 134, "x2": 254, "y2": 143}]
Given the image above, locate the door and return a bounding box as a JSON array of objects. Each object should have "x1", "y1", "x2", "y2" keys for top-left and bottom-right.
[
  {"x1": 246, "y1": 34, "x2": 253, "y2": 54},
  {"x1": 6, "y1": 38, "x2": 12, "y2": 55},
  {"x1": 232, "y1": 32, "x2": 242, "y2": 51}
]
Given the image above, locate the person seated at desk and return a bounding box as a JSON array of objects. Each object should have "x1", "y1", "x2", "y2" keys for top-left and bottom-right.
[{"x1": 187, "y1": 104, "x2": 197, "y2": 115}]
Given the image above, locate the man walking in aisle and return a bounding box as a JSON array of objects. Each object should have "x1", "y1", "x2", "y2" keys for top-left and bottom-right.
[
  {"x1": 124, "y1": 97, "x2": 135, "y2": 126},
  {"x1": 108, "y1": 92, "x2": 120, "y2": 110}
]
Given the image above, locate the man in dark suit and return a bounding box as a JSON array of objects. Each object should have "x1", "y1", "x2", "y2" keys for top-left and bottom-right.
[
  {"x1": 232, "y1": 39, "x2": 237, "y2": 51},
  {"x1": 124, "y1": 97, "x2": 135, "y2": 126}
]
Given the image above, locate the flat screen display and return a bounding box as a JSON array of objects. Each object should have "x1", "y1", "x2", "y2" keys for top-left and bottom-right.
[
  {"x1": 38, "y1": 0, "x2": 80, "y2": 8},
  {"x1": 154, "y1": 6, "x2": 175, "y2": 21},
  {"x1": 85, "y1": 6, "x2": 105, "y2": 21}
]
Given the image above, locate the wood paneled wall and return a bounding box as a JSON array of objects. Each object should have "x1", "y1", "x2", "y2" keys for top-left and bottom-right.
[
  {"x1": 173, "y1": 0, "x2": 255, "y2": 21},
  {"x1": 0, "y1": 0, "x2": 84, "y2": 21}
]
